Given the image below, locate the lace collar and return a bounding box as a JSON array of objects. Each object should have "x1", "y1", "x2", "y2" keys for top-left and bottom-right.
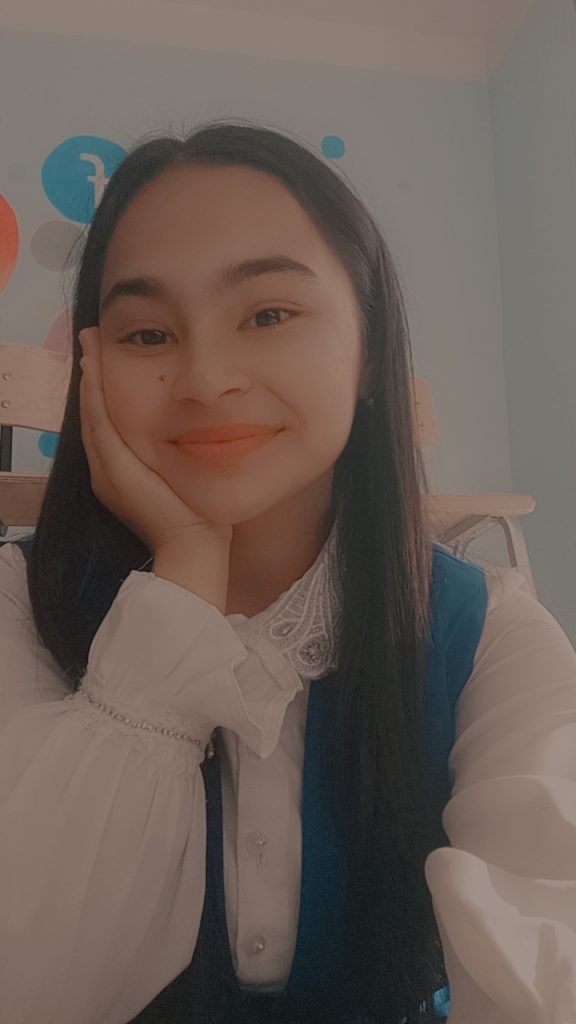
[{"x1": 226, "y1": 522, "x2": 343, "y2": 680}]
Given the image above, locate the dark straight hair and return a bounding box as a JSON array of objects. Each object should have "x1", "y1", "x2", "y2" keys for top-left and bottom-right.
[{"x1": 23, "y1": 118, "x2": 449, "y2": 1022}]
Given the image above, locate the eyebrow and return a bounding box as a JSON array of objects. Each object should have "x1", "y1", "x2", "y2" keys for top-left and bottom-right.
[{"x1": 99, "y1": 254, "x2": 320, "y2": 316}]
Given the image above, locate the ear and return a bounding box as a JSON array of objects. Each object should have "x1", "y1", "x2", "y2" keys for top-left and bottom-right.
[{"x1": 357, "y1": 355, "x2": 373, "y2": 404}]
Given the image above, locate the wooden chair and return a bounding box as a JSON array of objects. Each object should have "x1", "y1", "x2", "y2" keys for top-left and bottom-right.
[
  {"x1": 0, "y1": 344, "x2": 71, "y2": 533},
  {"x1": 413, "y1": 377, "x2": 537, "y2": 596},
  {"x1": 0, "y1": 342, "x2": 537, "y2": 596}
]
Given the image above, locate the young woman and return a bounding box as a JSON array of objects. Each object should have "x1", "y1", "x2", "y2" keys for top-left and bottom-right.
[{"x1": 0, "y1": 119, "x2": 575, "y2": 1024}]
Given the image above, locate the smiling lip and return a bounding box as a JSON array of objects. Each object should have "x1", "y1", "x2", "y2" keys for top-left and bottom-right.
[
  {"x1": 174, "y1": 430, "x2": 281, "y2": 465},
  {"x1": 171, "y1": 423, "x2": 280, "y2": 444}
]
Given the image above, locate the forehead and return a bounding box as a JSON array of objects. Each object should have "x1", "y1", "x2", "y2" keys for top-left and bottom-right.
[{"x1": 101, "y1": 164, "x2": 346, "y2": 289}]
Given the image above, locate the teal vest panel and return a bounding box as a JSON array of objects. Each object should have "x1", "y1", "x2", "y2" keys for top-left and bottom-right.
[{"x1": 283, "y1": 544, "x2": 488, "y2": 1016}]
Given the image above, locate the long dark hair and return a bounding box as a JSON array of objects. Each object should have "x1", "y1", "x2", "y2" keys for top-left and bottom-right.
[{"x1": 24, "y1": 118, "x2": 448, "y2": 1021}]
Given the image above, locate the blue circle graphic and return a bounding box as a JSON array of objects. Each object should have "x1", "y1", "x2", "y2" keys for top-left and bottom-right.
[
  {"x1": 38, "y1": 432, "x2": 60, "y2": 459},
  {"x1": 321, "y1": 135, "x2": 346, "y2": 159},
  {"x1": 42, "y1": 136, "x2": 127, "y2": 223}
]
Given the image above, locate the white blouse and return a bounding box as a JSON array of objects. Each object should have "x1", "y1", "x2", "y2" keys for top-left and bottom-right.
[{"x1": 0, "y1": 533, "x2": 575, "y2": 1024}]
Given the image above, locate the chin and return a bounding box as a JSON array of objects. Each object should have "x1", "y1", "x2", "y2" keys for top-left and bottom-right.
[{"x1": 171, "y1": 486, "x2": 282, "y2": 529}]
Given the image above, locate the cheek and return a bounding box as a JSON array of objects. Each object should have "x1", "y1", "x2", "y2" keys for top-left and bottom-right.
[
  {"x1": 295, "y1": 375, "x2": 358, "y2": 469},
  {"x1": 281, "y1": 333, "x2": 360, "y2": 401},
  {"x1": 101, "y1": 366, "x2": 157, "y2": 452},
  {"x1": 296, "y1": 351, "x2": 360, "y2": 424}
]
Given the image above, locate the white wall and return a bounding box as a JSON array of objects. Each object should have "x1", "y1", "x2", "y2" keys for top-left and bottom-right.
[{"x1": 489, "y1": 0, "x2": 576, "y2": 640}]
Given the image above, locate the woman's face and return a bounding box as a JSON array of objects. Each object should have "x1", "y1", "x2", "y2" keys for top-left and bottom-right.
[{"x1": 97, "y1": 163, "x2": 365, "y2": 527}]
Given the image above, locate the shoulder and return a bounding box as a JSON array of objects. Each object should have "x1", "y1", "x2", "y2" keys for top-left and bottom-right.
[
  {"x1": 477, "y1": 561, "x2": 575, "y2": 666},
  {"x1": 430, "y1": 541, "x2": 556, "y2": 633},
  {"x1": 431, "y1": 542, "x2": 542, "y2": 615},
  {"x1": 431, "y1": 542, "x2": 486, "y2": 591},
  {"x1": 430, "y1": 544, "x2": 488, "y2": 642},
  {"x1": 432, "y1": 545, "x2": 575, "y2": 672}
]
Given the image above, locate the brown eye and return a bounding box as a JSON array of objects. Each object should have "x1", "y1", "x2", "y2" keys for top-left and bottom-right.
[
  {"x1": 249, "y1": 308, "x2": 293, "y2": 328},
  {"x1": 121, "y1": 330, "x2": 169, "y2": 346}
]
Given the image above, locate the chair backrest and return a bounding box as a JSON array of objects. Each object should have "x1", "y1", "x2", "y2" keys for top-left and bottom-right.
[{"x1": 0, "y1": 343, "x2": 71, "y2": 434}]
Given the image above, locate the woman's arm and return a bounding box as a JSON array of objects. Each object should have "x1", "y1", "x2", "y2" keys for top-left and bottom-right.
[
  {"x1": 425, "y1": 567, "x2": 576, "y2": 1023},
  {"x1": 0, "y1": 542, "x2": 251, "y2": 1024}
]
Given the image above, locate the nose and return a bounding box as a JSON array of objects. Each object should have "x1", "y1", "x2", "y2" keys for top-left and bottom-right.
[{"x1": 168, "y1": 339, "x2": 253, "y2": 405}]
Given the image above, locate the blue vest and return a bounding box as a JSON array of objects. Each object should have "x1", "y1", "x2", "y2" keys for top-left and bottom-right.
[{"x1": 14, "y1": 538, "x2": 488, "y2": 1023}]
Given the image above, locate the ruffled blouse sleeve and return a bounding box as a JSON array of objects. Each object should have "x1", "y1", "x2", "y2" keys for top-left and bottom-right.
[
  {"x1": 0, "y1": 543, "x2": 301, "y2": 1024},
  {"x1": 425, "y1": 568, "x2": 576, "y2": 1023}
]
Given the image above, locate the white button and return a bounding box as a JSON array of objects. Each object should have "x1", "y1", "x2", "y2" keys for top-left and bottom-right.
[
  {"x1": 245, "y1": 831, "x2": 268, "y2": 856},
  {"x1": 245, "y1": 933, "x2": 267, "y2": 957}
]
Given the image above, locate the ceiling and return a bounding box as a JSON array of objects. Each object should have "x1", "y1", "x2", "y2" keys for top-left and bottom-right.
[
  {"x1": 5, "y1": 0, "x2": 536, "y2": 78},
  {"x1": 162, "y1": 0, "x2": 533, "y2": 46}
]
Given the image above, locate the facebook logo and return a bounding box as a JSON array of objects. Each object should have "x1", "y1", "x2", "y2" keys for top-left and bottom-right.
[{"x1": 41, "y1": 135, "x2": 127, "y2": 224}]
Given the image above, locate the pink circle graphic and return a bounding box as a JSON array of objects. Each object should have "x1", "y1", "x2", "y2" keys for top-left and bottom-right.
[
  {"x1": 0, "y1": 194, "x2": 19, "y2": 292},
  {"x1": 43, "y1": 309, "x2": 73, "y2": 354}
]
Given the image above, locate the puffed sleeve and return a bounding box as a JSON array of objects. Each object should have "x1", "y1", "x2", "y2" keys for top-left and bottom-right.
[
  {"x1": 0, "y1": 542, "x2": 301, "y2": 1024},
  {"x1": 425, "y1": 567, "x2": 576, "y2": 1023}
]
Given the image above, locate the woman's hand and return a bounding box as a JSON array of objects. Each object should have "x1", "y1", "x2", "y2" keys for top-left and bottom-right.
[{"x1": 78, "y1": 327, "x2": 233, "y2": 556}]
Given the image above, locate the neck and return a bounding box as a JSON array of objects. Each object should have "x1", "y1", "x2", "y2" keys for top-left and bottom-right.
[{"x1": 226, "y1": 477, "x2": 334, "y2": 617}]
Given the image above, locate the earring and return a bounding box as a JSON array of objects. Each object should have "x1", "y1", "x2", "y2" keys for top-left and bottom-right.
[{"x1": 366, "y1": 396, "x2": 374, "y2": 407}]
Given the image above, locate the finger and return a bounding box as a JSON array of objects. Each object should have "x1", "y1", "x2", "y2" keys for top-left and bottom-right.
[
  {"x1": 79, "y1": 329, "x2": 112, "y2": 435},
  {"x1": 79, "y1": 326, "x2": 100, "y2": 353},
  {"x1": 78, "y1": 329, "x2": 110, "y2": 472},
  {"x1": 79, "y1": 371, "x2": 100, "y2": 476},
  {"x1": 79, "y1": 334, "x2": 131, "y2": 479},
  {"x1": 79, "y1": 327, "x2": 102, "y2": 383}
]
